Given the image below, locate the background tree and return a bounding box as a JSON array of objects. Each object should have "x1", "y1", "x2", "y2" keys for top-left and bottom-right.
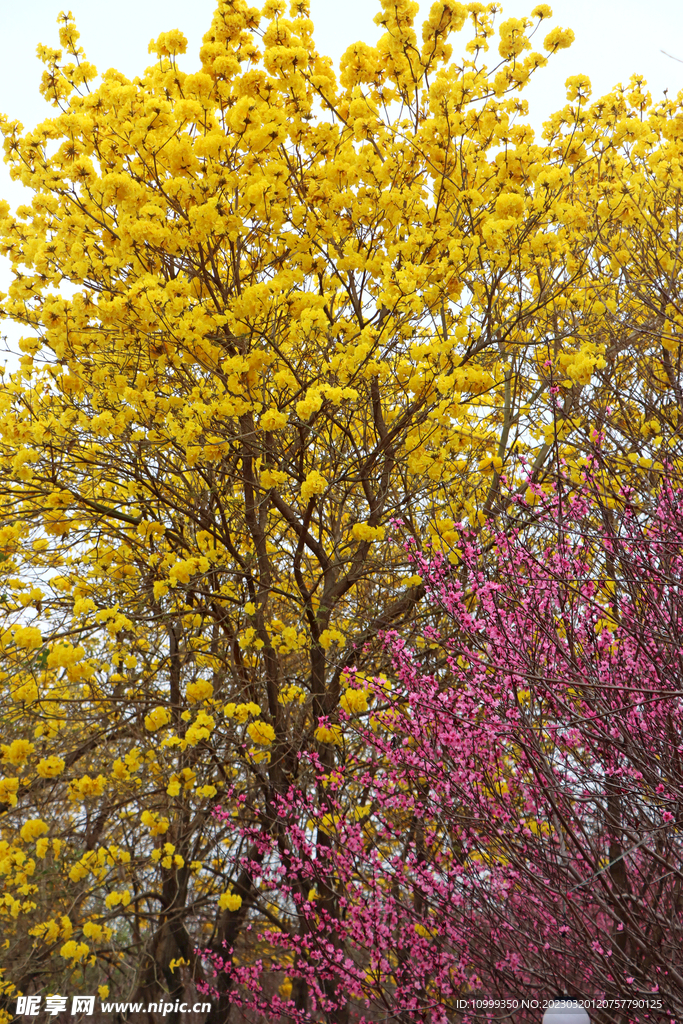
[{"x1": 211, "y1": 471, "x2": 683, "y2": 1024}]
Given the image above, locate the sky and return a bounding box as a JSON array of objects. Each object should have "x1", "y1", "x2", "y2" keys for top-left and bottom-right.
[
  {"x1": 1, "y1": 0, "x2": 682, "y2": 201},
  {"x1": 1, "y1": 0, "x2": 681, "y2": 136},
  {"x1": 0, "y1": 0, "x2": 682, "y2": 344}
]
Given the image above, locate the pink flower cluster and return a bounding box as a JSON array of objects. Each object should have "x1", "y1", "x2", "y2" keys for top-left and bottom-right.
[{"x1": 202, "y1": 480, "x2": 683, "y2": 1023}]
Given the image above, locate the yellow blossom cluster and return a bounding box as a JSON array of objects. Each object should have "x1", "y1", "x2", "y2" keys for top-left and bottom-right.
[{"x1": 0, "y1": 0, "x2": 680, "y2": 1005}]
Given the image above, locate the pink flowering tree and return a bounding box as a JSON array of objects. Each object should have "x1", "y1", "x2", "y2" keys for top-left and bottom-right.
[{"x1": 202, "y1": 476, "x2": 683, "y2": 1023}]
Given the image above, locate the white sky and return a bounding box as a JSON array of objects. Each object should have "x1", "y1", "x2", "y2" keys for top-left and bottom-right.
[
  {"x1": 1, "y1": 0, "x2": 682, "y2": 161},
  {"x1": 1, "y1": 0, "x2": 682, "y2": 344},
  {"x1": 2, "y1": 0, "x2": 682, "y2": 201}
]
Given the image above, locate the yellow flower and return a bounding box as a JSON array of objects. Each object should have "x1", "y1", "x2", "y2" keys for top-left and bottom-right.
[
  {"x1": 227, "y1": 702, "x2": 261, "y2": 723},
  {"x1": 260, "y1": 408, "x2": 288, "y2": 430},
  {"x1": 340, "y1": 688, "x2": 369, "y2": 715},
  {"x1": 295, "y1": 389, "x2": 323, "y2": 420},
  {"x1": 2, "y1": 739, "x2": 35, "y2": 765},
  {"x1": 185, "y1": 711, "x2": 215, "y2": 745},
  {"x1": 60, "y1": 940, "x2": 89, "y2": 962},
  {"x1": 144, "y1": 706, "x2": 171, "y2": 731},
  {"x1": 300, "y1": 470, "x2": 327, "y2": 503},
  {"x1": 69, "y1": 774, "x2": 107, "y2": 800},
  {"x1": 141, "y1": 811, "x2": 170, "y2": 836},
  {"x1": 477, "y1": 455, "x2": 503, "y2": 475},
  {"x1": 12, "y1": 626, "x2": 42, "y2": 650},
  {"x1": 261, "y1": 468, "x2": 288, "y2": 488},
  {"x1": 20, "y1": 818, "x2": 49, "y2": 842},
  {"x1": 186, "y1": 679, "x2": 213, "y2": 703},
  {"x1": 318, "y1": 628, "x2": 345, "y2": 650},
  {"x1": 47, "y1": 642, "x2": 82, "y2": 668},
  {"x1": 495, "y1": 193, "x2": 525, "y2": 220},
  {"x1": 247, "y1": 720, "x2": 276, "y2": 745},
  {"x1": 351, "y1": 523, "x2": 385, "y2": 543},
  {"x1": 84, "y1": 921, "x2": 105, "y2": 941},
  {"x1": 543, "y1": 26, "x2": 575, "y2": 50},
  {"x1": 196, "y1": 784, "x2": 217, "y2": 798},
  {"x1": 278, "y1": 683, "x2": 306, "y2": 705},
  {"x1": 0, "y1": 778, "x2": 20, "y2": 807},
  {"x1": 104, "y1": 889, "x2": 131, "y2": 908},
  {"x1": 414, "y1": 922, "x2": 435, "y2": 939},
  {"x1": 565, "y1": 74, "x2": 592, "y2": 101},
  {"x1": 218, "y1": 892, "x2": 242, "y2": 911},
  {"x1": 314, "y1": 724, "x2": 343, "y2": 745},
  {"x1": 279, "y1": 977, "x2": 293, "y2": 1000},
  {"x1": 36, "y1": 755, "x2": 65, "y2": 778},
  {"x1": 150, "y1": 28, "x2": 188, "y2": 56},
  {"x1": 497, "y1": 18, "x2": 529, "y2": 59}
]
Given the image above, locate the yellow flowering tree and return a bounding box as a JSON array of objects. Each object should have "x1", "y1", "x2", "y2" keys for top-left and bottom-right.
[
  {"x1": 547, "y1": 71, "x2": 683, "y2": 501},
  {"x1": 0, "y1": 0, "x2": 682, "y2": 1013}
]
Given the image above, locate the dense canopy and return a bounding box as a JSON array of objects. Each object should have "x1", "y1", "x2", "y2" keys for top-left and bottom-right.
[{"x1": 0, "y1": 0, "x2": 682, "y2": 1017}]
